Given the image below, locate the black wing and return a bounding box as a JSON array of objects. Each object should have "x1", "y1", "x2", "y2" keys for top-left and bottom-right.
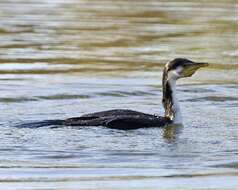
[{"x1": 64, "y1": 109, "x2": 171, "y2": 130}]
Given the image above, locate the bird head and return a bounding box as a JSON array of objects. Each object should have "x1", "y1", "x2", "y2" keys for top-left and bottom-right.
[{"x1": 164, "y1": 58, "x2": 208, "y2": 81}]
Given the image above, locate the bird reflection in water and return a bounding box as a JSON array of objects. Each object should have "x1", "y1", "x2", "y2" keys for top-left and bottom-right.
[{"x1": 162, "y1": 124, "x2": 184, "y2": 143}]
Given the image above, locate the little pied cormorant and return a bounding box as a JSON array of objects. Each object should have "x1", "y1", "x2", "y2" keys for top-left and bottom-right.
[{"x1": 18, "y1": 58, "x2": 208, "y2": 130}]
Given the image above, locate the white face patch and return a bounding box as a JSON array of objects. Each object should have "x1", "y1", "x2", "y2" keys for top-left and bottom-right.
[
  {"x1": 176, "y1": 66, "x2": 183, "y2": 75},
  {"x1": 167, "y1": 66, "x2": 184, "y2": 81}
]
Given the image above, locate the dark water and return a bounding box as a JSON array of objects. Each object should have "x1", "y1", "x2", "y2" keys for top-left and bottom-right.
[{"x1": 0, "y1": 0, "x2": 238, "y2": 189}]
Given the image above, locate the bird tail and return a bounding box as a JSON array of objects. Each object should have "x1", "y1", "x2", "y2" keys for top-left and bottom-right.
[{"x1": 15, "y1": 120, "x2": 64, "y2": 128}]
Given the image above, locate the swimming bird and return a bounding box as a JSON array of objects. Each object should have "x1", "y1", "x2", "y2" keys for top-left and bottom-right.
[{"x1": 18, "y1": 58, "x2": 208, "y2": 130}]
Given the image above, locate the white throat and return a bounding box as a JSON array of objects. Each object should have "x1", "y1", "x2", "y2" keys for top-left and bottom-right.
[{"x1": 167, "y1": 71, "x2": 183, "y2": 124}]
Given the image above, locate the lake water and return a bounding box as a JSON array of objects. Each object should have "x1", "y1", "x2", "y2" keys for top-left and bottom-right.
[{"x1": 0, "y1": 0, "x2": 238, "y2": 189}]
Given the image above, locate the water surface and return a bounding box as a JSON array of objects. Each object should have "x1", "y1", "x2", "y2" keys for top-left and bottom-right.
[{"x1": 0, "y1": 0, "x2": 238, "y2": 189}]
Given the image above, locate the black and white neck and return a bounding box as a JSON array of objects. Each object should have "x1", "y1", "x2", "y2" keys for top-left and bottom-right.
[{"x1": 162, "y1": 67, "x2": 183, "y2": 124}]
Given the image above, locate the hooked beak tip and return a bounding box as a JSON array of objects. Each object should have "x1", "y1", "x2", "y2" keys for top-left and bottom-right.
[{"x1": 196, "y1": 62, "x2": 209, "y2": 68}]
